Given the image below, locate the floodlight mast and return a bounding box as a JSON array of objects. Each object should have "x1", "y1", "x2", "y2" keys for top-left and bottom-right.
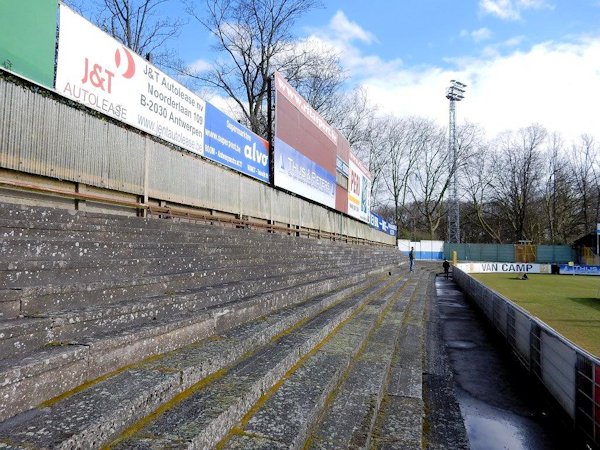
[{"x1": 446, "y1": 80, "x2": 466, "y2": 244}]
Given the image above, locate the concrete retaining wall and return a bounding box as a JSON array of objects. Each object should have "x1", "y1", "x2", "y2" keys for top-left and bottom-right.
[{"x1": 453, "y1": 267, "x2": 600, "y2": 446}]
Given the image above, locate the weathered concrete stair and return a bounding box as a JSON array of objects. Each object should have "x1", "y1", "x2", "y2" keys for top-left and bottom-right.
[
  {"x1": 0, "y1": 204, "x2": 404, "y2": 430},
  {"x1": 0, "y1": 272, "x2": 402, "y2": 448}
]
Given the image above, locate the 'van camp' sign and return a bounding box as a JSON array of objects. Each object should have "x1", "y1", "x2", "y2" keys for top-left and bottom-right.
[{"x1": 455, "y1": 262, "x2": 551, "y2": 274}]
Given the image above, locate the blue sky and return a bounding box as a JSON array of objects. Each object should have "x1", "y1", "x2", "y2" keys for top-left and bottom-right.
[
  {"x1": 296, "y1": 1, "x2": 599, "y2": 67},
  {"x1": 94, "y1": 0, "x2": 600, "y2": 143}
]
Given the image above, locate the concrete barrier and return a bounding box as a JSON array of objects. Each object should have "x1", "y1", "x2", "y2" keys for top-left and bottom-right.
[{"x1": 453, "y1": 266, "x2": 600, "y2": 447}]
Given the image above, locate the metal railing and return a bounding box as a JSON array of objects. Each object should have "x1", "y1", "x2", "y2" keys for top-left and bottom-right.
[{"x1": 0, "y1": 178, "x2": 392, "y2": 247}]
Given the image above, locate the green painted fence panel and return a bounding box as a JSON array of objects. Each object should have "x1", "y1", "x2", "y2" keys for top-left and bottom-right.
[
  {"x1": 497, "y1": 245, "x2": 515, "y2": 262},
  {"x1": 537, "y1": 245, "x2": 575, "y2": 263},
  {"x1": 445, "y1": 243, "x2": 573, "y2": 263},
  {"x1": 0, "y1": 0, "x2": 58, "y2": 88},
  {"x1": 481, "y1": 245, "x2": 501, "y2": 261}
]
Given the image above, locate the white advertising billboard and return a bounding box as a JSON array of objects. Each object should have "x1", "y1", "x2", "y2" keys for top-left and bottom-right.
[
  {"x1": 455, "y1": 262, "x2": 551, "y2": 274},
  {"x1": 56, "y1": 5, "x2": 205, "y2": 155},
  {"x1": 347, "y1": 152, "x2": 371, "y2": 223}
]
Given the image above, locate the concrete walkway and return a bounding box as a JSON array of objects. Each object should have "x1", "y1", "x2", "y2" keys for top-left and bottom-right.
[{"x1": 431, "y1": 271, "x2": 580, "y2": 450}]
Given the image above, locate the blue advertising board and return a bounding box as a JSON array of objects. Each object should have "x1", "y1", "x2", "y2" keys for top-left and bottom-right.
[
  {"x1": 273, "y1": 137, "x2": 336, "y2": 208},
  {"x1": 204, "y1": 102, "x2": 270, "y2": 183},
  {"x1": 559, "y1": 264, "x2": 600, "y2": 276},
  {"x1": 370, "y1": 212, "x2": 397, "y2": 237}
]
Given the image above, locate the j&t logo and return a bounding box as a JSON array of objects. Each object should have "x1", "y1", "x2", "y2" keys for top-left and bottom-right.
[
  {"x1": 81, "y1": 46, "x2": 136, "y2": 94},
  {"x1": 114, "y1": 46, "x2": 136, "y2": 79}
]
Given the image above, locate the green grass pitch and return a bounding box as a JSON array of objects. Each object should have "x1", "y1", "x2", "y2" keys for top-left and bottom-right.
[{"x1": 471, "y1": 273, "x2": 600, "y2": 357}]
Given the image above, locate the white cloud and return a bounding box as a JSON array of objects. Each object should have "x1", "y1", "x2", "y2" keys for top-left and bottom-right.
[
  {"x1": 329, "y1": 10, "x2": 376, "y2": 44},
  {"x1": 472, "y1": 27, "x2": 493, "y2": 41},
  {"x1": 461, "y1": 27, "x2": 493, "y2": 42},
  {"x1": 502, "y1": 36, "x2": 525, "y2": 47},
  {"x1": 186, "y1": 58, "x2": 212, "y2": 74},
  {"x1": 361, "y1": 36, "x2": 600, "y2": 143},
  {"x1": 479, "y1": 0, "x2": 552, "y2": 20},
  {"x1": 307, "y1": 11, "x2": 402, "y2": 78},
  {"x1": 480, "y1": 0, "x2": 520, "y2": 20},
  {"x1": 205, "y1": 94, "x2": 244, "y2": 119}
]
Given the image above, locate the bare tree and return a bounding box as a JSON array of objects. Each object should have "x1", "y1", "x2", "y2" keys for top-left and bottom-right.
[
  {"x1": 461, "y1": 143, "x2": 504, "y2": 242},
  {"x1": 492, "y1": 125, "x2": 547, "y2": 242},
  {"x1": 408, "y1": 122, "x2": 450, "y2": 239},
  {"x1": 64, "y1": 0, "x2": 183, "y2": 61},
  {"x1": 283, "y1": 42, "x2": 348, "y2": 124},
  {"x1": 360, "y1": 115, "x2": 391, "y2": 209},
  {"x1": 329, "y1": 86, "x2": 377, "y2": 148},
  {"x1": 571, "y1": 134, "x2": 600, "y2": 235},
  {"x1": 543, "y1": 133, "x2": 578, "y2": 243},
  {"x1": 381, "y1": 117, "x2": 432, "y2": 237},
  {"x1": 183, "y1": 0, "x2": 335, "y2": 135}
]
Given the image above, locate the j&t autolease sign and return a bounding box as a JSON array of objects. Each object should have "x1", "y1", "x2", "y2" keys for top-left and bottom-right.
[{"x1": 56, "y1": 5, "x2": 205, "y2": 156}]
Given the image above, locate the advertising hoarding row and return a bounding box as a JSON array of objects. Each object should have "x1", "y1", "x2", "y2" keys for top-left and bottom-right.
[
  {"x1": 4, "y1": 4, "x2": 392, "y2": 237},
  {"x1": 55, "y1": 5, "x2": 269, "y2": 183}
]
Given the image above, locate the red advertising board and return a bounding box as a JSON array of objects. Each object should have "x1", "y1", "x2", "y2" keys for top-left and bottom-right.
[
  {"x1": 273, "y1": 72, "x2": 371, "y2": 222},
  {"x1": 274, "y1": 72, "x2": 338, "y2": 208}
]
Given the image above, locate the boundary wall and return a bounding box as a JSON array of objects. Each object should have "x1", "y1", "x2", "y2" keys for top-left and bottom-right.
[
  {"x1": 453, "y1": 267, "x2": 600, "y2": 447},
  {"x1": 398, "y1": 240, "x2": 444, "y2": 260},
  {"x1": 0, "y1": 72, "x2": 394, "y2": 245}
]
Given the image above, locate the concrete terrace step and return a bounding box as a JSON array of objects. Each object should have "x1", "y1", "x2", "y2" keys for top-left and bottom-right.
[
  {"x1": 220, "y1": 274, "x2": 424, "y2": 450},
  {"x1": 0, "y1": 206, "x2": 397, "y2": 258},
  {"x1": 0, "y1": 245, "x2": 396, "y2": 281},
  {"x1": 0, "y1": 241, "x2": 393, "y2": 269},
  {"x1": 0, "y1": 265, "x2": 399, "y2": 423},
  {"x1": 0, "y1": 257, "x2": 401, "y2": 360},
  {"x1": 0, "y1": 273, "x2": 398, "y2": 445},
  {"x1": 104, "y1": 273, "x2": 408, "y2": 450},
  {"x1": 0, "y1": 250, "x2": 370, "y2": 288},
  {"x1": 6, "y1": 256, "x2": 362, "y2": 311},
  {"x1": 0, "y1": 249, "x2": 400, "y2": 292},
  {"x1": 0, "y1": 224, "x2": 365, "y2": 248},
  {"x1": 0, "y1": 252, "x2": 400, "y2": 320},
  {"x1": 308, "y1": 271, "x2": 429, "y2": 450},
  {"x1": 105, "y1": 272, "x2": 410, "y2": 448},
  {"x1": 0, "y1": 237, "x2": 378, "y2": 262},
  {"x1": 0, "y1": 251, "x2": 347, "y2": 289}
]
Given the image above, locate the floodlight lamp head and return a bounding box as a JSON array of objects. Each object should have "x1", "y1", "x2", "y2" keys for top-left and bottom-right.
[{"x1": 446, "y1": 80, "x2": 466, "y2": 101}]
